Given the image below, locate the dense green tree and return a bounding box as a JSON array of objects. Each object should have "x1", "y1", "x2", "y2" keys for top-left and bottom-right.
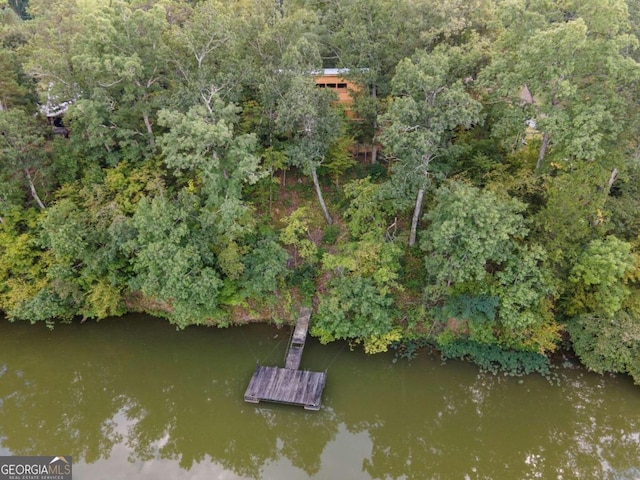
[
  {"x1": 422, "y1": 181, "x2": 528, "y2": 297},
  {"x1": 568, "y1": 306, "x2": 640, "y2": 385},
  {"x1": 11, "y1": 161, "x2": 163, "y2": 323},
  {"x1": 241, "y1": 237, "x2": 289, "y2": 296},
  {"x1": 169, "y1": 0, "x2": 248, "y2": 109},
  {"x1": 320, "y1": 0, "x2": 424, "y2": 161},
  {"x1": 38, "y1": 195, "x2": 126, "y2": 321},
  {"x1": 313, "y1": 235, "x2": 402, "y2": 353},
  {"x1": 26, "y1": 0, "x2": 174, "y2": 164},
  {"x1": 342, "y1": 177, "x2": 393, "y2": 239},
  {"x1": 484, "y1": 0, "x2": 639, "y2": 168},
  {"x1": 312, "y1": 177, "x2": 401, "y2": 353},
  {"x1": 157, "y1": 102, "x2": 263, "y2": 240},
  {"x1": 127, "y1": 192, "x2": 224, "y2": 327},
  {"x1": 422, "y1": 181, "x2": 558, "y2": 353},
  {"x1": 279, "y1": 206, "x2": 318, "y2": 266},
  {"x1": 0, "y1": 46, "x2": 33, "y2": 111},
  {"x1": 0, "y1": 3, "x2": 35, "y2": 111},
  {"x1": 0, "y1": 209, "x2": 53, "y2": 322},
  {"x1": 380, "y1": 46, "x2": 482, "y2": 246},
  {"x1": 243, "y1": 2, "x2": 323, "y2": 146},
  {"x1": 565, "y1": 236, "x2": 637, "y2": 318},
  {"x1": 531, "y1": 165, "x2": 609, "y2": 269},
  {"x1": 0, "y1": 109, "x2": 49, "y2": 212}
]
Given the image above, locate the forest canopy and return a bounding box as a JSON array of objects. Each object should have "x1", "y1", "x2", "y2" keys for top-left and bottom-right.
[{"x1": 2, "y1": 0, "x2": 640, "y2": 383}]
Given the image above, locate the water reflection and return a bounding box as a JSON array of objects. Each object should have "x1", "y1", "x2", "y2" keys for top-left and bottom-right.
[{"x1": 0, "y1": 316, "x2": 638, "y2": 479}]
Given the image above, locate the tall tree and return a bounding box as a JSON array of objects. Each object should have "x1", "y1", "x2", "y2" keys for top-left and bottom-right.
[
  {"x1": 0, "y1": 5, "x2": 32, "y2": 111},
  {"x1": 484, "y1": 0, "x2": 640, "y2": 169},
  {"x1": 169, "y1": 0, "x2": 248, "y2": 110},
  {"x1": 276, "y1": 74, "x2": 342, "y2": 224},
  {"x1": 25, "y1": 0, "x2": 175, "y2": 164},
  {"x1": 313, "y1": 177, "x2": 402, "y2": 353},
  {"x1": 380, "y1": 46, "x2": 482, "y2": 246},
  {"x1": 157, "y1": 102, "x2": 263, "y2": 240},
  {"x1": 0, "y1": 109, "x2": 49, "y2": 212},
  {"x1": 128, "y1": 192, "x2": 224, "y2": 327}
]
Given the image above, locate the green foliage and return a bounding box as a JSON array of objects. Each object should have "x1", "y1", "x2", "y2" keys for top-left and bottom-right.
[
  {"x1": 321, "y1": 224, "x2": 340, "y2": 245},
  {"x1": 358, "y1": 328, "x2": 403, "y2": 355},
  {"x1": 36, "y1": 185, "x2": 131, "y2": 322},
  {"x1": 218, "y1": 242, "x2": 244, "y2": 281},
  {"x1": 606, "y1": 164, "x2": 640, "y2": 241},
  {"x1": 286, "y1": 263, "x2": 318, "y2": 301},
  {"x1": 0, "y1": 109, "x2": 50, "y2": 209},
  {"x1": 422, "y1": 181, "x2": 528, "y2": 298},
  {"x1": 489, "y1": 246, "x2": 560, "y2": 352},
  {"x1": 0, "y1": 209, "x2": 54, "y2": 322},
  {"x1": 83, "y1": 279, "x2": 125, "y2": 321},
  {"x1": 423, "y1": 181, "x2": 560, "y2": 353},
  {"x1": 380, "y1": 45, "x2": 483, "y2": 197},
  {"x1": 314, "y1": 212, "x2": 402, "y2": 352},
  {"x1": 342, "y1": 177, "x2": 391, "y2": 239},
  {"x1": 158, "y1": 104, "x2": 263, "y2": 200},
  {"x1": 279, "y1": 207, "x2": 318, "y2": 264},
  {"x1": 128, "y1": 193, "x2": 224, "y2": 328},
  {"x1": 436, "y1": 295, "x2": 499, "y2": 324},
  {"x1": 565, "y1": 236, "x2": 637, "y2": 317},
  {"x1": 323, "y1": 135, "x2": 357, "y2": 186},
  {"x1": 438, "y1": 339, "x2": 552, "y2": 377},
  {"x1": 0, "y1": 47, "x2": 32, "y2": 110},
  {"x1": 276, "y1": 73, "x2": 342, "y2": 223},
  {"x1": 312, "y1": 276, "x2": 396, "y2": 346},
  {"x1": 322, "y1": 237, "x2": 401, "y2": 295},
  {"x1": 391, "y1": 336, "x2": 432, "y2": 361},
  {"x1": 242, "y1": 237, "x2": 289, "y2": 296},
  {"x1": 568, "y1": 306, "x2": 640, "y2": 384},
  {"x1": 532, "y1": 165, "x2": 610, "y2": 268},
  {"x1": 483, "y1": 0, "x2": 638, "y2": 167}
]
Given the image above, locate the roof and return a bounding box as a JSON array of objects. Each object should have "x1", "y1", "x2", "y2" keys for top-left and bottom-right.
[
  {"x1": 316, "y1": 68, "x2": 351, "y2": 76},
  {"x1": 312, "y1": 68, "x2": 369, "y2": 76}
]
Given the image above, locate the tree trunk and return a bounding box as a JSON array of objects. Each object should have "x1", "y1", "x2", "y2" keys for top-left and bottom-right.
[
  {"x1": 536, "y1": 131, "x2": 550, "y2": 170},
  {"x1": 607, "y1": 167, "x2": 619, "y2": 192},
  {"x1": 409, "y1": 188, "x2": 425, "y2": 247},
  {"x1": 24, "y1": 169, "x2": 45, "y2": 209},
  {"x1": 143, "y1": 112, "x2": 155, "y2": 149},
  {"x1": 311, "y1": 164, "x2": 332, "y2": 225},
  {"x1": 371, "y1": 84, "x2": 378, "y2": 164}
]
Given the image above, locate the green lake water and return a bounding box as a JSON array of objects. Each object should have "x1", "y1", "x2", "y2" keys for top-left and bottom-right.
[{"x1": 0, "y1": 315, "x2": 638, "y2": 479}]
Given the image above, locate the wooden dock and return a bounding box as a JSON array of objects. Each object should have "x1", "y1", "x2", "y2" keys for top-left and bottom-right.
[
  {"x1": 244, "y1": 308, "x2": 326, "y2": 410},
  {"x1": 285, "y1": 307, "x2": 309, "y2": 369},
  {"x1": 244, "y1": 366, "x2": 326, "y2": 410}
]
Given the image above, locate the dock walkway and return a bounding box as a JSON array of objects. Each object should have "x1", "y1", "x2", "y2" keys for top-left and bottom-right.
[
  {"x1": 284, "y1": 308, "x2": 309, "y2": 369},
  {"x1": 243, "y1": 308, "x2": 326, "y2": 410}
]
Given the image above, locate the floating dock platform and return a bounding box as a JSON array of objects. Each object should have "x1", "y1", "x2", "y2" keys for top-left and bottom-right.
[
  {"x1": 244, "y1": 366, "x2": 326, "y2": 410},
  {"x1": 244, "y1": 308, "x2": 326, "y2": 410}
]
